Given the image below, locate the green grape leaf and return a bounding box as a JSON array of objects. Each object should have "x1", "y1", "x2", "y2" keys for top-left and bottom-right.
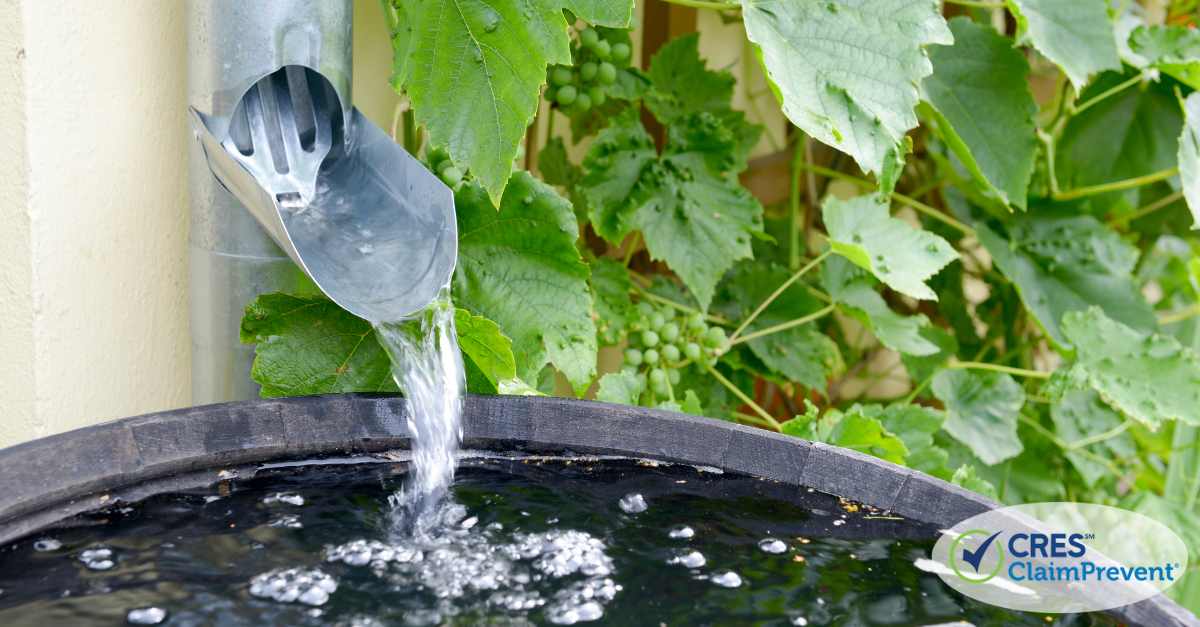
[
  {"x1": 823, "y1": 195, "x2": 958, "y2": 301},
  {"x1": 1056, "y1": 72, "x2": 1183, "y2": 213},
  {"x1": 876, "y1": 404, "x2": 950, "y2": 478},
  {"x1": 714, "y1": 263, "x2": 842, "y2": 393},
  {"x1": 538, "y1": 136, "x2": 589, "y2": 221},
  {"x1": 932, "y1": 369, "x2": 1025, "y2": 465},
  {"x1": 240, "y1": 292, "x2": 398, "y2": 397},
  {"x1": 645, "y1": 32, "x2": 735, "y2": 124},
  {"x1": 1044, "y1": 307, "x2": 1200, "y2": 428},
  {"x1": 391, "y1": 0, "x2": 634, "y2": 205},
  {"x1": 590, "y1": 257, "x2": 637, "y2": 346},
  {"x1": 681, "y1": 389, "x2": 704, "y2": 416},
  {"x1": 596, "y1": 371, "x2": 640, "y2": 405},
  {"x1": 1129, "y1": 25, "x2": 1200, "y2": 91},
  {"x1": 951, "y1": 464, "x2": 999, "y2": 501},
  {"x1": 821, "y1": 255, "x2": 940, "y2": 356},
  {"x1": 537, "y1": 137, "x2": 582, "y2": 188},
  {"x1": 240, "y1": 295, "x2": 518, "y2": 397},
  {"x1": 738, "y1": 0, "x2": 952, "y2": 194},
  {"x1": 1006, "y1": 0, "x2": 1120, "y2": 90},
  {"x1": 455, "y1": 309, "x2": 517, "y2": 393},
  {"x1": 826, "y1": 411, "x2": 909, "y2": 465},
  {"x1": 452, "y1": 171, "x2": 598, "y2": 394},
  {"x1": 920, "y1": 18, "x2": 1038, "y2": 210},
  {"x1": 1179, "y1": 92, "x2": 1200, "y2": 230},
  {"x1": 581, "y1": 107, "x2": 763, "y2": 310},
  {"x1": 977, "y1": 217, "x2": 1157, "y2": 349},
  {"x1": 783, "y1": 404, "x2": 908, "y2": 465},
  {"x1": 900, "y1": 326, "x2": 958, "y2": 384},
  {"x1": 1050, "y1": 389, "x2": 1136, "y2": 488}
]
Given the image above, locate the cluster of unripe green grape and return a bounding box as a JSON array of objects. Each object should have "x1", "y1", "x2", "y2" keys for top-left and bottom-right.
[
  {"x1": 424, "y1": 144, "x2": 524, "y2": 190},
  {"x1": 544, "y1": 27, "x2": 632, "y2": 113},
  {"x1": 620, "y1": 300, "x2": 727, "y2": 400}
]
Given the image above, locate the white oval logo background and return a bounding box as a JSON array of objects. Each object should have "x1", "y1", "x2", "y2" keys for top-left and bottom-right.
[{"x1": 924, "y1": 503, "x2": 1188, "y2": 613}]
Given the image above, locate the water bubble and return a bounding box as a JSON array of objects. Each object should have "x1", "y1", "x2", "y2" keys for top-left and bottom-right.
[
  {"x1": 791, "y1": 617, "x2": 809, "y2": 626},
  {"x1": 79, "y1": 548, "x2": 114, "y2": 570},
  {"x1": 264, "y1": 492, "x2": 304, "y2": 506},
  {"x1": 126, "y1": 607, "x2": 167, "y2": 625},
  {"x1": 758, "y1": 538, "x2": 787, "y2": 554},
  {"x1": 248, "y1": 566, "x2": 337, "y2": 606},
  {"x1": 711, "y1": 571, "x2": 743, "y2": 587},
  {"x1": 668, "y1": 525, "x2": 694, "y2": 539},
  {"x1": 618, "y1": 494, "x2": 647, "y2": 513},
  {"x1": 668, "y1": 551, "x2": 706, "y2": 568},
  {"x1": 269, "y1": 515, "x2": 303, "y2": 529},
  {"x1": 203, "y1": 496, "x2": 222, "y2": 503},
  {"x1": 33, "y1": 539, "x2": 61, "y2": 552}
]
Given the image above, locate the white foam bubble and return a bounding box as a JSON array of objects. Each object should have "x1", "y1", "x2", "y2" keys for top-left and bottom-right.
[
  {"x1": 668, "y1": 525, "x2": 694, "y2": 539},
  {"x1": 79, "y1": 548, "x2": 114, "y2": 570},
  {"x1": 711, "y1": 571, "x2": 742, "y2": 587},
  {"x1": 33, "y1": 539, "x2": 61, "y2": 552},
  {"x1": 668, "y1": 551, "x2": 706, "y2": 568},
  {"x1": 248, "y1": 567, "x2": 337, "y2": 605},
  {"x1": 269, "y1": 515, "x2": 303, "y2": 529},
  {"x1": 126, "y1": 606, "x2": 167, "y2": 625},
  {"x1": 618, "y1": 494, "x2": 647, "y2": 513},
  {"x1": 758, "y1": 538, "x2": 787, "y2": 554},
  {"x1": 263, "y1": 492, "x2": 305, "y2": 506}
]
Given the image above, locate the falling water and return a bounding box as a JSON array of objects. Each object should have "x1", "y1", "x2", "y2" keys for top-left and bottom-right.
[{"x1": 373, "y1": 288, "x2": 465, "y2": 519}]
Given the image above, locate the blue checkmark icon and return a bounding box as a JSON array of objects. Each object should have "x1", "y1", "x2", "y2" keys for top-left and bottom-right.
[{"x1": 960, "y1": 531, "x2": 1002, "y2": 573}]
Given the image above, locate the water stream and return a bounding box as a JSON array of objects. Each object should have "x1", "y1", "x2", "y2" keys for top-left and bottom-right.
[{"x1": 372, "y1": 288, "x2": 465, "y2": 524}]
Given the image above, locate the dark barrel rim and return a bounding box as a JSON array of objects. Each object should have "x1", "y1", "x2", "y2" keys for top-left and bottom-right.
[{"x1": 0, "y1": 393, "x2": 1192, "y2": 626}]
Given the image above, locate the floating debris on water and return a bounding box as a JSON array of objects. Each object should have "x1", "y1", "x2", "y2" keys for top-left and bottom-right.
[{"x1": 618, "y1": 493, "x2": 647, "y2": 513}]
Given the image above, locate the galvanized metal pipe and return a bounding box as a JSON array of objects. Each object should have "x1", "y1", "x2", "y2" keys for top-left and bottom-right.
[{"x1": 186, "y1": 0, "x2": 352, "y2": 404}]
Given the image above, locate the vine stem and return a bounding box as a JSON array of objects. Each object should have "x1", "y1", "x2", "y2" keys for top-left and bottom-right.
[
  {"x1": 660, "y1": 0, "x2": 739, "y2": 9},
  {"x1": 628, "y1": 282, "x2": 732, "y2": 326},
  {"x1": 794, "y1": 163, "x2": 975, "y2": 236},
  {"x1": 789, "y1": 139, "x2": 804, "y2": 270},
  {"x1": 892, "y1": 193, "x2": 977, "y2": 237},
  {"x1": 1106, "y1": 191, "x2": 1186, "y2": 227},
  {"x1": 946, "y1": 361, "x2": 1051, "y2": 379},
  {"x1": 1160, "y1": 304, "x2": 1200, "y2": 325},
  {"x1": 727, "y1": 250, "x2": 831, "y2": 345},
  {"x1": 728, "y1": 304, "x2": 837, "y2": 346},
  {"x1": 1066, "y1": 420, "x2": 1134, "y2": 451},
  {"x1": 1052, "y1": 168, "x2": 1179, "y2": 202},
  {"x1": 1017, "y1": 415, "x2": 1128, "y2": 484},
  {"x1": 704, "y1": 363, "x2": 781, "y2": 431},
  {"x1": 1070, "y1": 72, "x2": 1144, "y2": 117}
]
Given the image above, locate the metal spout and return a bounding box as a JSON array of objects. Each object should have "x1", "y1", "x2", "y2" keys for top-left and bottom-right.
[
  {"x1": 187, "y1": 0, "x2": 455, "y2": 404},
  {"x1": 191, "y1": 66, "x2": 456, "y2": 323}
]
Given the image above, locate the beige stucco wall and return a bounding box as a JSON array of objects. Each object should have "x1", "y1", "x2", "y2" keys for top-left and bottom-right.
[{"x1": 0, "y1": 1, "x2": 191, "y2": 449}]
